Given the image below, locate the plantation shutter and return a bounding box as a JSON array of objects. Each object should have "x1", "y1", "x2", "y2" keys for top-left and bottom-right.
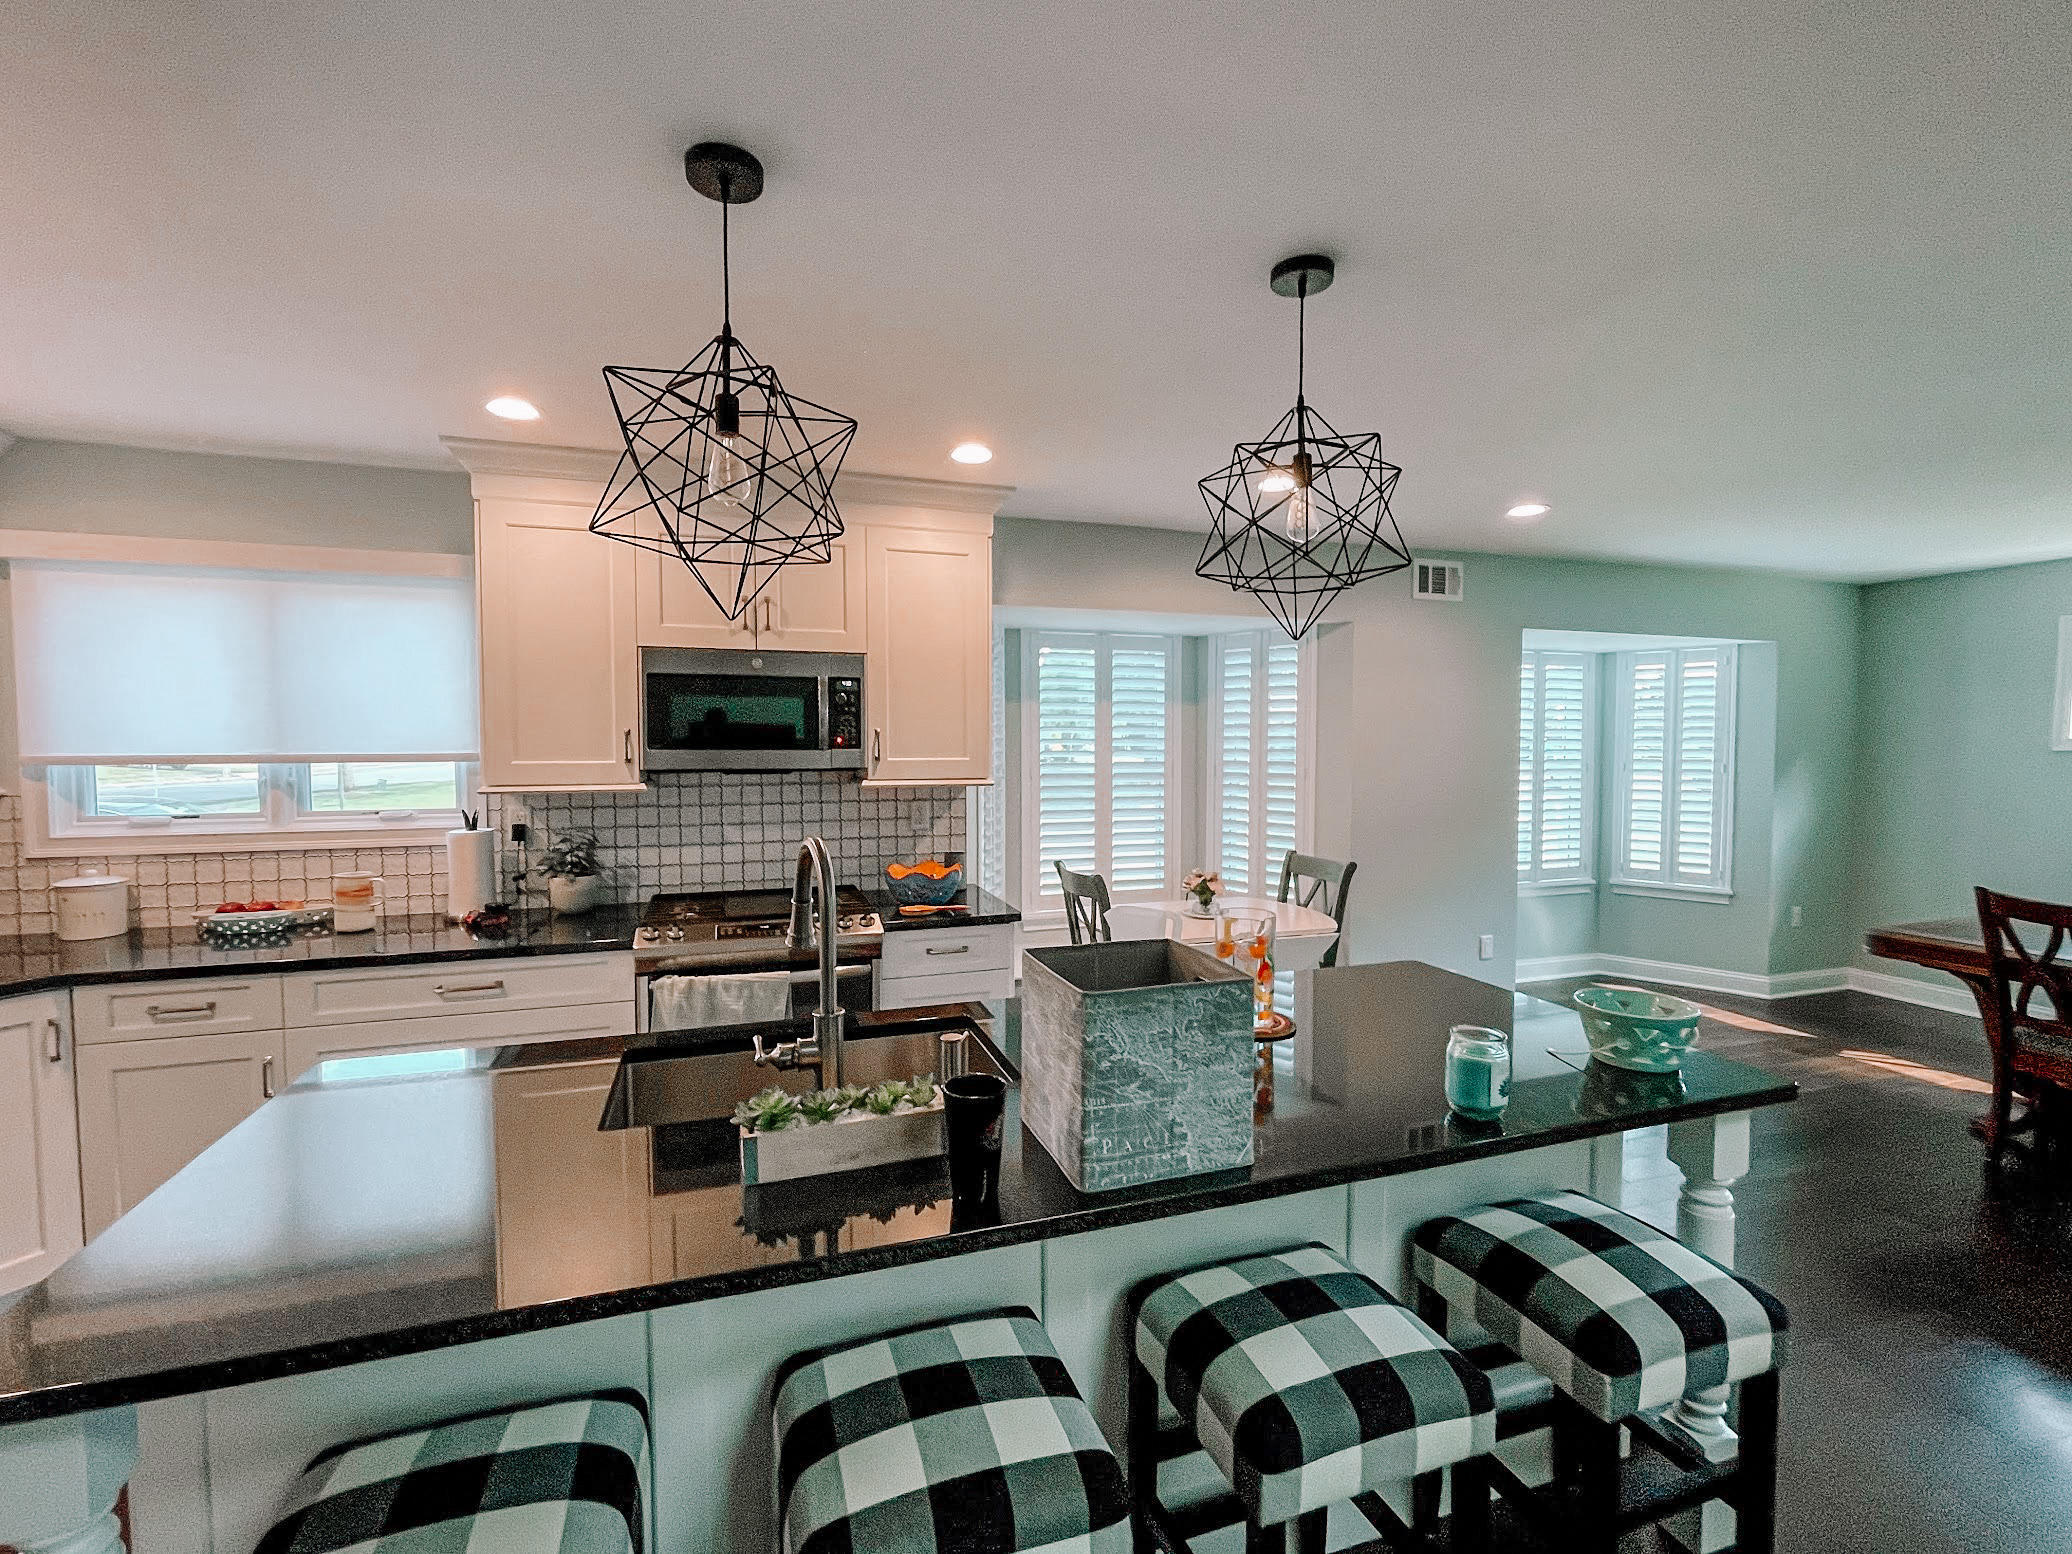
[
  {"x1": 1517, "y1": 651, "x2": 1594, "y2": 887},
  {"x1": 1614, "y1": 646, "x2": 1735, "y2": 892},
  {"x1": 1027, "y1": 633, "x2": 1174, "y2": 904},
  {"x1": 1217, "y1": 639, "x2": 1256, "y2": 891},
  {"x1": 1212, "y1": 632, "x2": 1308, "y2": 898}
]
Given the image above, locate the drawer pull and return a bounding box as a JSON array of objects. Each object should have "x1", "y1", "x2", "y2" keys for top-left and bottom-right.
[
  {"x1": 924, "y1": 944, "x2": 973, "y2": 957},
  {"x1": 44, "y1": 1018, "x2": 62, "y2": 1063},
  {"x1": 261, "y1": 1056, "x2": 276, "y2": 1099},
  {"x1": 435, "y1": 979, "x2": 508, "y2": 999},
  {"x1": 146, "y1": 1001, "x2": 219, "y2": 1022}
]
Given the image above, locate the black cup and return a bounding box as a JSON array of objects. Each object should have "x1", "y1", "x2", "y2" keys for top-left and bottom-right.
[{"x1": 943, "y1": 1073, "x2": 1007, "y2": 1205}]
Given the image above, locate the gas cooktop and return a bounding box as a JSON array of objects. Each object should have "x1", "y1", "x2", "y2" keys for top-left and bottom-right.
[{"x1": 634, "y1": 888, "x2": 882, "y2": 948}]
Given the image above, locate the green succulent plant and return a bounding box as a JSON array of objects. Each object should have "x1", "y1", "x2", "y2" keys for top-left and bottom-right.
[
  {"x1": 732, "y1": 1086, "x2": 800, "y2": 1134},
  {"x1": 833, "y1": 1084, "x2": 870, "y2": 1110},
  {"x1": 903, "y1": 1074, "x2": 938, "y2": 1109},
  {"x1": 863, "y1": 1081, "x2": 905, "y2": 1115},
  {"x1": 798, "y1": 1089, "x2": 849, "y2": 1124}
]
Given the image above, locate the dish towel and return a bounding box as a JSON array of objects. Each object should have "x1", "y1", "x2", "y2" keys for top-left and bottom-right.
[{"x1": 649, "y1": 972, "x2": 795, "y2": 1031}]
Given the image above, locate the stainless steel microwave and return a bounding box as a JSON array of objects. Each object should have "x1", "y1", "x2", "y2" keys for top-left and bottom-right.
[{"x1": 640, "y1": 648, "x2": 866, "y2": 772}]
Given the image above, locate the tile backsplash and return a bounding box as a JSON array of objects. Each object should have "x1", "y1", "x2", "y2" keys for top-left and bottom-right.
[{"x1": 0, "y1": 775, "x2": 965, "y2": 934}]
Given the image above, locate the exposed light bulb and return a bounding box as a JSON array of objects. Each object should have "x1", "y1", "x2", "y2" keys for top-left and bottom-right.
[
  {"x1": 484, "y1": 396, "x2": 540, "y2": 421},
  {"x1": 1258, "y1": 472, "x2": 1296, "y2": 494},
  {"x1": 704, "y1": 390, "x2": 749, "y2": 511},
  {"x1": 1282, "y1": 450, "x2": 1316, "y2": 544}
]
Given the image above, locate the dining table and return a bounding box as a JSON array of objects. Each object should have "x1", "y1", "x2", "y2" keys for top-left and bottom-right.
[
  {"x1": 1865, "y1": 916, "x2": 2027, "y2": 1140},
  {"x1": 1106, "y1": 893, "x2": 1342, "y2": 971}
]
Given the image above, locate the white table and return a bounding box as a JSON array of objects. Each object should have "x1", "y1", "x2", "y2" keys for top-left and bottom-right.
[{"x1": 1105, "y1": 894, "x2": 1341, "y2": 972}]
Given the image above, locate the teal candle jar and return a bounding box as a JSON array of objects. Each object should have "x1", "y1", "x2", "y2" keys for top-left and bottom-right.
[{"x1": 1445, "y1": 1024, "x2": 1511, "y2": 1120}]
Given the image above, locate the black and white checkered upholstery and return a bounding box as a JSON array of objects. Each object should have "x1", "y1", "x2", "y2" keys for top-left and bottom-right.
[
  {"x1": 1133, "y1": 1245, "x2": 1496, "y2": 1527},
  {"x1": 255, "y1": 1393, "x2": 647, "y2": 1554},
  {"x1": 774, "y1": 1307, "x2": 1130, "y2": 1554},
  {"x1": 1413, "y1": 1191, "x2": 1788, "y2": 1422}
]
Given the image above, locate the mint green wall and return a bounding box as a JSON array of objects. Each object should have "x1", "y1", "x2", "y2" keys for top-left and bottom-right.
[{"x1": 1852, "y1": 558, "x2": 2072, "y2": 985}]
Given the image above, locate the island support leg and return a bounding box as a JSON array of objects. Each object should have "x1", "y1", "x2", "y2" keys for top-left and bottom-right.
[
  {"x1": 0, "y1": 1407, "x2": 138, "y2": 1554},
  {"x1": 1661, "y1": 1113, "x2": 1751, "y2": 1554}
]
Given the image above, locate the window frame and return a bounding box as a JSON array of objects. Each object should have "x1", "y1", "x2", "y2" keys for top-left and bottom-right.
[
  {"x1": 25, "y1": 761, "x2": 477, "y2": 858},
  {"x1": 1609, "y1": 645, "x2": 1737, "y2": 901},
  {"x1": 2053, "y1": 616, "x2": 2072, "y2": 753},
  {"x1": 1016, "y1": 630, "x2": 1183, "y2": 917},
  {"x1": 1516, "y1": 649, "x2": 1599, "y2": 896},
  {"x1": 1207, "y1": 630, "x2": 1315, "y2": 898}
]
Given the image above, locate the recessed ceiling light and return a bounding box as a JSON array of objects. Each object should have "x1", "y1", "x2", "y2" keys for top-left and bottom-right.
[
  {"x1": 949, "y1": 442, "x2": 993, "y2": 465},
  {"x1": 1505, "y1": 502, "x2": 1550, "y2": 520},
  {"x1": 485, "y1": 396, "x2": 541, "y2": 421}
]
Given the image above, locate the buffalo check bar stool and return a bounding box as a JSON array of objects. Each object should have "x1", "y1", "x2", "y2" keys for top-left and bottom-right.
[
  {"x1": 774, "y1": 1307, "x2": 1132, "y2": 1553},
  {"x1": 1412, "y1": 1192, "x2": 1788, "y2": 1553},
  {"x1": 255, "y1": 1393, "x2": 649, "y2": 1554},
  {"x1": 1128, "y1": 1245, "x2": 1497, "y2": 1554}
]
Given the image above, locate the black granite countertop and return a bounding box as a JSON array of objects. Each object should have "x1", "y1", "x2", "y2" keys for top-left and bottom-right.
[
  {"x1": 0, "y1": 886, "x2": 1021, "y2": 999},
  {"x1": 867, "y1": 883, "x2": 1022, "y2": 931},
  {"x1": 0, "y1": 961, "x2": 1792, "y2": 1424}
]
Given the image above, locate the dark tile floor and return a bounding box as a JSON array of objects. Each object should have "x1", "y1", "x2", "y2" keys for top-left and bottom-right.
[{"x1": 1517, "y1": 977, "x2": 2072, "y2": 1553}]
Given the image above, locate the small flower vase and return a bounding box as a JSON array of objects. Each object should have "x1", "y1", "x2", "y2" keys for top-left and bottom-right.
[
  {"x1": 548, "y1": 874, "x2": 602, "y2": 915},
  {"x1": 1184, "y1": 897, "x2": 1216, "y2": 919}
]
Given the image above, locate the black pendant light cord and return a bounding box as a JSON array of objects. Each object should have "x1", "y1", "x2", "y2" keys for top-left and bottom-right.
[
  {"x1": 720, "y1": 194, "x2": 732, "y2": 339},
  {"x1": 1296, "y1": 280, "x2": 1307, "y2": 407}
]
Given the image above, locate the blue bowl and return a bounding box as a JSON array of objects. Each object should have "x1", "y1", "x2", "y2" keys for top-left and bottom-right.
[{"x1": 883, "y1": 864, "x2": 963, "y2": 907}]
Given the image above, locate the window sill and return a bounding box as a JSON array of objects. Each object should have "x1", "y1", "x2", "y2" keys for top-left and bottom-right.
[
  {"x1": 1518, "y1": 879, "x2": 1595, "y2": 898},
  {"x1": 28, "y1": 822, "x2": 463, "y2": 860},
  {"x1": 1609, "y1": 881, "x2": 1734, "y2": 904}
]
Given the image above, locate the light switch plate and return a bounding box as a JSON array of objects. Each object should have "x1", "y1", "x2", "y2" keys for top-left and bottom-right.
[{"x1": 1478, "y1": 934, "x2": 1495, "y2": 960}]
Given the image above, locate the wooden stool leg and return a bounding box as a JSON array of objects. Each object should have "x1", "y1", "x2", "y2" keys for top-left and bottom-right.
[
  {"x1": 1732, "y1": 1371, "x2": 1781, "y2": 1554},
  {"x1": 1410, "y1": 1467, "x2": 1442, "y2": 1529},
  {"x1": 1450, "y1": 1456, "x2": 1492, "y2": 1554},
  {"x1": 1564, "y1": 1402, "x2": 1624, "y2": 1554},
  {"x1": 1245, "y1": 1518, "x2": 1287, "y2": 1554},
  {"x1": 1292, "y1": 1507, "x2": 1326, "y2": 1554}
]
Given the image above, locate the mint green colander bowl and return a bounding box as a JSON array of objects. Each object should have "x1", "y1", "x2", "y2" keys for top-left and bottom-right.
[{"x1": 1572, "y1": 985, "x2": 1703, "y2": 1072}]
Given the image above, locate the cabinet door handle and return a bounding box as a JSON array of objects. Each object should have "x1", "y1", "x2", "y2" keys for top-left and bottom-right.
[
  {"x1": 44, "y1": 1017, "x2": 62, "y2": 1063},
  {"x1": 763, "y1": 597, "x2": 776, "y2": 634},
  {"x1": 146, "y1": 1001, "x2": 219, "y2": 1023},
  {"x1": 261, "y1": 1056, "x2": 276, "y2": 1099},
  {"x1": 924, "y1": 943, "x2": 972, "y2": 957},
  {"x1": 624, "y1": 727, "x2": 635, "y2": 765},
  {"x1": 436, "y1": 979, "x2": 507, "y2": 1000},
  {"x1": 871, "y1": 728, "x2": 882, "y2": 772}
]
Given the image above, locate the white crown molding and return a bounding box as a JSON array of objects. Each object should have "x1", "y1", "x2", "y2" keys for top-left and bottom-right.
[
  {"x1": 439, "y1": 437, "x2": 1014, "y2": 515},
  {"x1": 0, "y1": 528, "x2": 468, "y2": 578}
]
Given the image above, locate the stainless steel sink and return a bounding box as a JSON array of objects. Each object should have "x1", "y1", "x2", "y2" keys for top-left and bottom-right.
[{"x1": 598, "y1": 1015, "x2": 1011, "y2": 1132}]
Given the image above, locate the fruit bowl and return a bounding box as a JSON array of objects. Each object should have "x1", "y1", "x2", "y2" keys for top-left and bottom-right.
[
  {"x1": 883, "y1": 860, "x2": 964, "y2": 907},
  {"x1": 1572, "y1": 985, "x2": 1703, "y2": 1072}
]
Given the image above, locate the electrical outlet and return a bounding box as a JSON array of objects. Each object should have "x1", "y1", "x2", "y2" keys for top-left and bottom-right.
[
  {"x1": 1790, "y1": 905, "x2": 1803, "y2": 928},
  {"x1": 510, "y1": 821, "x2": 529, "y2": 845},
  {"x1": 1478, "y1": 934, "x2": 1496, "y2": 960}
]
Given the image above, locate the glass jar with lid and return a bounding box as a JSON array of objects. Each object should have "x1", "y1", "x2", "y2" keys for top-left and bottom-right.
[{"x1": 1445, "y1": 1024, "x2": 1512, "y2": 1121}]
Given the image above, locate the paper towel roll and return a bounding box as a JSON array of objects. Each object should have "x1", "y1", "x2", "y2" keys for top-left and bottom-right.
[{"x1": 446, "y1": 828, "x2": 496, "y2": 921}]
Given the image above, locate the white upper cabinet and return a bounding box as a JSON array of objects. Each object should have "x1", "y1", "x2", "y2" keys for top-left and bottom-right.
[
  {"x1": 863, "y1": 518, "x2": 993, "y2": 784},
  {"x1": 474, "y1": 478, "x2": 644, "y2": 792},
  {"x1": 637, "y1": 531, "x2": 864, "y2": 653},
  {"x1": 0, "y1": 992, "x2": 82, "y2": 1293}
]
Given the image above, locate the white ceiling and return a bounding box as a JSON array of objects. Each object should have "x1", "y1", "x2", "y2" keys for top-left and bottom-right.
[{"x1": 2, "y1": 1, "x2": 2067, "y2": 582}]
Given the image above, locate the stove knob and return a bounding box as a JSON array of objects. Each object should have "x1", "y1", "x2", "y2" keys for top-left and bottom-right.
[
  {"x1": 836, "y1": 915, "x2": 854, "y2": 931},
  {"x1": 636, "y1": 926, "x2": 658, "y2": 943},
  {"x1": 664, "y1": 925, "x2": 685, "y2": 942}
]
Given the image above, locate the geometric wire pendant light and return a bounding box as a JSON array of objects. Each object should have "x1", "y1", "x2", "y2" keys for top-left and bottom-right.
[
  {"x1": 1196, "y1": 253, "x2": 1411, "y2": 640},
  {"x1": 591, "y1": 143, "x2": 858, "y2": 621}
]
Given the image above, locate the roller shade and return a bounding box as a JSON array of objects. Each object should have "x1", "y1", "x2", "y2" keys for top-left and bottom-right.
[{"x1": 12, "y1": 561, "x2": 479, "y2": 763}]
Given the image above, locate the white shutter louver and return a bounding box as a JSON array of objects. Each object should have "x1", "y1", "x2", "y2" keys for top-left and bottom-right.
[
  {"x1": 1516, "y1": 651, "x2": 1595, "y2": 888},
  {"x1": 1624, "y1": 655, "x2": 1670, "y2": 877},
  {"x1": 1212, "y1": 632, "x2": 1308, "y2": 900},
  {"x1": 1217, "y1": 640, "x2": 1255, "y2": 892},
  {"x1": 1263, "y1": 643, "x2": 1301, "y2": 884},
  {"x1": 1108, "y1": 645, "x2": 1170, "y2": 891},
  {"x1": 1613, "y1": 646, "x2": 1735, "y2": 893},
  {"x1": 1034, "y1": 640, "x2": 1098, "y2": 896}
]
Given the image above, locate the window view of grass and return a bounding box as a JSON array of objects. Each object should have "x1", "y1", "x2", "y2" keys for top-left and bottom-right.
[
  {"x1": 305, "y1": 762, "x2": 461, "y2": 812},
  {"x1": 89, "y1": 764, "x2": 263, "y2": 816}
]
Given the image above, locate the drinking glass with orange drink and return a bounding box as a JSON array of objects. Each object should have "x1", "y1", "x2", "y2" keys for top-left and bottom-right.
[{"x1": 1214, "y1": 910, "x2": 1277, "y2": 1032}]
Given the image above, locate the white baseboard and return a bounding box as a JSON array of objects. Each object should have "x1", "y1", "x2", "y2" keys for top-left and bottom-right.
[{"x1": 1515, "y1": 953, "x2": 1978, "y2": 1019}]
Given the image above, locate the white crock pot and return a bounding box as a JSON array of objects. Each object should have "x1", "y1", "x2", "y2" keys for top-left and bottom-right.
[{"x1": 53, "y1": 867, "x2": 131, "y2": 941}]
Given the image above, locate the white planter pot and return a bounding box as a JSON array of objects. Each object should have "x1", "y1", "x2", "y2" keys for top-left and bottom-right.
[{"x1": 547, "y1": 874, "x2": 603, "y2": 915}]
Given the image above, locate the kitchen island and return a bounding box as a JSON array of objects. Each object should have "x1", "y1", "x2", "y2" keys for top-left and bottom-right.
[{"x1": 0, "y1": 961, "x2": 1793, "y2": 1554}]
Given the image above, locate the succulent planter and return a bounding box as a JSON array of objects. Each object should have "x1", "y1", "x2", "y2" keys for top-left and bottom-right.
[
  {"x1": 1019, "y1": 939, "x2": 1255, "y2": 1192},
  {"x1": 547, "y1": 874, "x2": 603, "y2": 915},
  {"x1": 735, "y1": 1079, "x2": 945, "y2": 1185}
]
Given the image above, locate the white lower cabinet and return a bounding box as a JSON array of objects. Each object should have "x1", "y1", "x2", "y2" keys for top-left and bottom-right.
[
  {"x1": 874, "y1": 923, "x2": 1018, "y2": 1010},
  {"x1": 76, "y1": 1027, "x2": 284, "y2": 1238},
  {"x1": 0, "y1": 992, "x2": 83, "y2": 1293},
  {"x1": 284, "y1": 1001, "x2": 636, "y2": 1079}
]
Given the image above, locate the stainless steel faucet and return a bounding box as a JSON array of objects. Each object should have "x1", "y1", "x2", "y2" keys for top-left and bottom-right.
[{"x1": 751, "y1": 836, "x2": 845, "y2": 1086}]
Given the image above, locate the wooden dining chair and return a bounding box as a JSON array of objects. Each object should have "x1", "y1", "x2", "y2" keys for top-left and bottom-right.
[
  {"x1": 1277, "y1": 851, "x2": 1357, "y2": 967},
  {"x1": 1055, "y1": 863, "x2": 1114, "y2": 945},
  {"x1": 1974, "y1": 886, "x2": 2072, "y2": 1170}
]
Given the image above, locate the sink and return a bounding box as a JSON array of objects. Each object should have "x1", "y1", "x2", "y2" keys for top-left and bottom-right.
[{"x1": 597, "y1": 1014, "x2": 1011, "y2": 1132}]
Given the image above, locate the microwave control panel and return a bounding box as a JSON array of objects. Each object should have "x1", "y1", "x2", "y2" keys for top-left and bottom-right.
[{"x1": 828, "y1": 676, "x2": 863, "y2": 749}]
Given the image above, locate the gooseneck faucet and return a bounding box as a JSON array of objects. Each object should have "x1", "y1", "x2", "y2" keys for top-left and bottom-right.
[{"x1": 751, "y1": 836, "x2": 845, "y2": 1086}]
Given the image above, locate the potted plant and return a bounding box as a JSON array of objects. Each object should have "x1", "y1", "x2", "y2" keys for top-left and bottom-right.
[
  {"x1": 1180, "y1": 869, "x2": 1222, "y2": 918},
  {"x1": 536, "y1": 830, "x2": 605, "y2": 915}
]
